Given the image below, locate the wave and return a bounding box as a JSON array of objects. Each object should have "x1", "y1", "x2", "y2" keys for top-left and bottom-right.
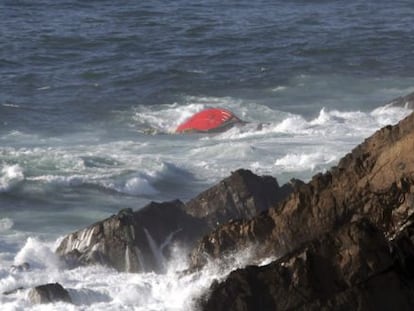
[
  {"x1": 0, "y1": 164, "x2": 24, "y2": 193},
  {"x1": 0, "y1": 158, "x2": 193, "y2": 199},
  {"x1": 274, "y1": 151, "x2": 339, "y2": 172},
  {"x1": 129, "y1": 90, "x2": 412, "y2": 139},
  {"x1": 0, "y1": 218, "x2": 14, "y2": 232},
  {"x1": 1, "y1": 98, "x2": 411, "y2": 199},
  {"x1": 213, "y1": 104, "x2": 412, "y2": 140},
  {"x1": 0, "y1": 237, "x2": 264, "y2": 310}
]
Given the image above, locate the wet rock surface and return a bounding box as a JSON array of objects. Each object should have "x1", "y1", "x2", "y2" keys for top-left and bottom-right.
[
  {"x1": 190, "y1": 112, "x2": 414, "y2": 267},
  {"x1": 56, "y1": 200, "x2": 206, "y2": 272},
  {"x1": 56, "y1": 169, "x2": 290, "y2": 273},
  {"x1": 196, "y1": 112, "x2": 414, "y2": 310},
  {"x1": 28, "y1": 283, "x2": 72, "y2": 304},
  {"x1": 184, "y1": 169, "x2": 290, "y2": 228},
  {"x1": 200, "y1": 219, "x2": 414, "y2": 311}
]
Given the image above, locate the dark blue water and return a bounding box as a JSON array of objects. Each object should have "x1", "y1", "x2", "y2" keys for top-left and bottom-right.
[{"x1": 1, "y1": 0, "x2": 414, "y2": 134}]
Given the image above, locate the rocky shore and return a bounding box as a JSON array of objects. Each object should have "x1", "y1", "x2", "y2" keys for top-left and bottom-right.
[{"x1": 16, "y1": 93, "x2": 414, "y2": 308}]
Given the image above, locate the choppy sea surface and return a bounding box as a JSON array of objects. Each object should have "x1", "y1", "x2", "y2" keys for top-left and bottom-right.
[{"x1": 1, "y1": 0, "x2": 414, "y2": 309}]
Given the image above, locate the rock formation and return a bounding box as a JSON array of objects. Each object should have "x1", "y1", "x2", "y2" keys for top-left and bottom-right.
[
  {"x1": 199, "y1": 219, "x2": 414, "y2": 311},
  {"x1": 56, "y1": 169, "x2": 291, "y2": 273},
  {"x1": 184, "y1": 169, "x2": 290, "y2": 227},
  {"x1": 190, "y1": 112, "x2": 414, "y2": 268},
  {"x1": 194, "y1": 112, "x2": 414, "y2": 309},
  {"x1": 28, "y1": 283, "x2": 72, "y2": 304},
  {"x1": 56, "y1": 200, "x2": 206, "y2": 272}
]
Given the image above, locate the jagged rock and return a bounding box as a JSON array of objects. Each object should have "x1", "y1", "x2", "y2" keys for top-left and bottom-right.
[
  {"x1": 387, "y1": 92, "x2": 414, "y2": 109},
  {"x1": 56, "y1": 200, "x2": 207, "y2": 272},
  {"x1": 200, "y1": 219, "x2": 414, "y2": 311},
  {"x1": 28, "y1": 283, "x2": 72, "y2": 304},
  {"x1": 184, "y1": 169, "x2": 292, "y2": 228},
  {"x1": 56, "y1": 169, "x2": 292, "y2": 273},
  {"x1": 190, "y1": 112, "x2": 414, "y2": 268},
  {"x1": 389, "y1": 218, "x2": 414, "y2": 278}
]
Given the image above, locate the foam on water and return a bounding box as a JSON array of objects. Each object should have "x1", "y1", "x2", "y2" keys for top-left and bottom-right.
[
  {"x1": 275, "y1": 151, "x2": 339, "y2": 173},
  {"x1": 0, "y1": 237, "x2": 262, "y2": 311},
  {"x1": 0, "y1": 218, "x2": 14, "y2": 232},
  {"x1": 0, "y1": 143, "x2": 194, "y2": 199},
  {"x1": 1, "y1": 79, "x2": 413, "y2": 310},
  {"x1": 123, "y1": 97, "x2": 414, "y2": 186},
  {"x1": 0, "y1": 164, "x2": 24, "y2": 193}
]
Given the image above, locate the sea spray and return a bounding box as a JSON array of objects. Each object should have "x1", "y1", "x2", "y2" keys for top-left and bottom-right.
[
  {"x1": 1, "y1": 235, "x2": 268, "y2": 310},
  {"x1": 0, "y1": 164, "x2": 24, "y2": 192},
  {"x1": 14, "y1": 237, "x2": 61, "y2": 271},
  {"x1": 143, "y1": 228, "x2": 166, "y2": 272}
]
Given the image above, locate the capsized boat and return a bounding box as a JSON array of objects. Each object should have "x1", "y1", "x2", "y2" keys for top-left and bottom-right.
[{"x1": 175, "y1": 108, "x2": 244, "y2": 133}]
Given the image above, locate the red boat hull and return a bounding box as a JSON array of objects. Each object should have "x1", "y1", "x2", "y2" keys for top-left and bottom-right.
[{"x1": 175, "y1": 108, "x2": 242, "y2": 133}]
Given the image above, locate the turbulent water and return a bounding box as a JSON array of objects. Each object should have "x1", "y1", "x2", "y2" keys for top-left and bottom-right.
[{"x1": 1, "y1": 0, "x2": 414, "y2": 309}]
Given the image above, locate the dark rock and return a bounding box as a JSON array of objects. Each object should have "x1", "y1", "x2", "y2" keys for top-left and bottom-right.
[
  {"x1": 184, "y1": 169, "x2": 291, "y2": 228},
  {"x1": 200, "y1": 219, "x2": 414, "y2": 311},
  {"x1": 390, "y1": 218, "x2": 414, "y2": 278},
  {"x1": 56, "y1": 200, "x2": 207, "y2": 272},
  {"x1": 56, "y1": 169, "x2": 291, "y2": 273},
  {"x1": 28, "y1": 283, "x2": 72, "y2": 304},
  {"x1": 190, "y1": 112, "x2": 414, "y2": 268}
]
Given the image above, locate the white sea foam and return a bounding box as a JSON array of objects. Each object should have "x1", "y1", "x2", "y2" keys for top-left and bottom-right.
[
  {"x1": 1, "y1": 103, "x2": 20, "y2": 108},
  {"x1": 0, "y1": 164, "x2": 24, "y2": 192},
  {"x1": 14, "y1": 237, "x2": 61, "y2": 270},
  {"x1": 274, "y1": 151, "x2": 339, "y2": 172},
  {"x1": 271, "y1": 85, "x2": 287, "y2": 92},
  {"x1": 0, "y1": 236, "x2": 262, "y2": 311},
  {"x1": 0, "y1": 218, "x2": 14, "y2": 232},
  {"x1": 122, "y1": 176, "x2": 159, "y2": 196}
]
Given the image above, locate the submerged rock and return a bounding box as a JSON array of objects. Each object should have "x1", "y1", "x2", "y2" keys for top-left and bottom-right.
[
  {"x1": 56, "y1": 169, "x2": 291, "y2": 273},
  {"x1": 28, "y1": 283, "x2": 72, "y2": 304}
]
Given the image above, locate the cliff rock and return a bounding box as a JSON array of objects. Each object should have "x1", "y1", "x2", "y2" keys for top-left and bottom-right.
[
  {"x1": 200, "y1": 219, "x2": 414, "y2": 311},
  {"x1": 190, "y1": 112, "x2": 414, "y2": 268},
  {"x1": 184, "y1": 169, "x2": 290, "y2": 227},
  {"x1": 56, "y1": 200, "x2": 206, "y2": 272}
]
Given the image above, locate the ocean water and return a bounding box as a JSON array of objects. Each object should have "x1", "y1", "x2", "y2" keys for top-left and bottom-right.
[{"x1": 1, "y1": 0, "x2": 414, "y2": 309}]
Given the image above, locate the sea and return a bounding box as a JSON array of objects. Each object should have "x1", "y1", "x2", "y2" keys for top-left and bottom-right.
[{"x1": 1, "y1": 0, "x2": 414, "y2": 309}]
